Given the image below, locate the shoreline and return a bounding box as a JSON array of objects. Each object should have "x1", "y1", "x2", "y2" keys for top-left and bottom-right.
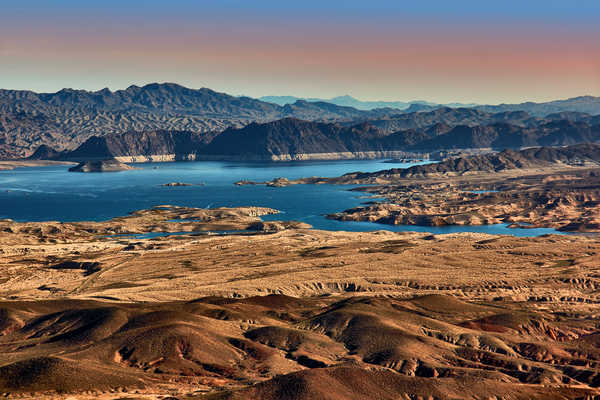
[
  {"x1": 0, "y1": 159, "x2": 76, "y2": 170},
  {"x1": 0, "y1": 154, "x2": 432, "y2": 170},
  {"x1": 52, "y1": 151, "x2": 431, "y2": 163},
  {"x1": 1, "y1": 212, "x2": 599, "y2": 398},
  {"x1": 2, "y1": 160, "x2": 598, "y2": 234},
  {"x1": 236, "y1": 165, "x2": 600, "y2": 234}
]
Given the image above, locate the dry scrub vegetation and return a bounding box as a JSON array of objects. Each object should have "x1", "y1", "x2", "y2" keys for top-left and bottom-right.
[{"x1": 0, "y1": 206, "x2": 600, "y2": 399}]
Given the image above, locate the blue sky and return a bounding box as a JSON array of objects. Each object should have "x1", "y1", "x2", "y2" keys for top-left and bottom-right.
[{"x1": 1, "y1": 1, "x2": 598, "y2": 103}]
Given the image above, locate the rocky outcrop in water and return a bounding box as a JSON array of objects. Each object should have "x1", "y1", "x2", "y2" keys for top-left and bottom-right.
[
  {"x1": 68, "y1": 159, "x2": 135, "y2": 172},
  {"x1": 161, "y1": 182, "x2": 195, "y2": 187}
]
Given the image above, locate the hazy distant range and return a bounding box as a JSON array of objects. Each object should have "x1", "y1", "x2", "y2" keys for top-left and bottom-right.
[{"x1": 259, "y1": 95, "x2": 477, "y2": 111}]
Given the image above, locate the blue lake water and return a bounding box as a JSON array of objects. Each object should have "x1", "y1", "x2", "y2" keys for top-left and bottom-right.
[{"x1": 0, "y1": 159, "x2": 564, "y2": 236}]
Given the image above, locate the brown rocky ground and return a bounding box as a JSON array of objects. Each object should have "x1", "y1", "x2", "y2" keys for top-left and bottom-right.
[
  {"x1": 1, "y1": 206, "x2": 600, "y2": 399},
  {"x1": 241, "y1": 145, "x2": 600, "y2": 233},
  {"x1": 323, "y1": 167, "x2": 600, "y2": 233},
  {"x1": 0, "y1": 205, "x2": 309, "y2": 246}
]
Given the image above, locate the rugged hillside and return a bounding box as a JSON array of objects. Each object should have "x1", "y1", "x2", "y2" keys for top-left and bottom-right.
[
  {"x1": 0, "y1": 109, "x2": 247, "y2": 158},
  {"x1": 55, "y1": 130, "x2": 211, "y2": 162},
  {"x1": 3, "y1": 84, "x2": 600, "y2": 159},
  {"x1": 52, "y1": 116, "x2": 600, "y2": 162},
  {"x1": 2, "y1": 292, "x2": 600, "y2": 399},
  {"x1": 344, "y1": 143, "x2": 600, "y2": 179},
  {"x1": 198, "y1": 118, "x2": 418, "y2": 160},
  {"x1": 201, "y1": 118, "x2": 600, "y2": 160},
  {"x1": 0, "y1": 83, "x2": 281, "y2": 116},
  {"x1": 365, "y1": 107, "x2": 540, "y2": 134},
  {"x1": 2, "y1": 204, "x2": 600, "y2": 398},
  {"x1": 408, "y1": 120, "x2": 600, "y2": 151},
  {"x1": 476, "y1": 95, "x2": 600, "y2": 117},
  {"x1": 362, "y1": 107, "x2": 600, "y2": 136},
  {"x1": 26, "y1": 144, "x2": 63, "y2": 160},
  {"x1": 0, "y1": 84, "x2": 386, "y2": 158},
  {"x1": 53, "y1": 118, "x2": 424, "y2": 161},
  {"x1": 280, "y1": 100, "x2": 383, "y2": 121}
]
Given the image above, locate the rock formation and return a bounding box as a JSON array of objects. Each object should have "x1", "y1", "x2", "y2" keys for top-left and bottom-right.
[{"x1": 68, "y1": 158, "x2": 135, "y2": 172}]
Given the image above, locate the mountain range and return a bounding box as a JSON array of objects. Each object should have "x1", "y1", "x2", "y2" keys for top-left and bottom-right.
[
  {"x1": 361, "y1": 143, "x2": 600, "y2": 178},
  {"x1": 2, "y1": 82, "x2": 600, "y2": 160},
  {"x1": 258, "y1": 95, "x2": 600, "y2": 117},
  {"x1": 477, "y1": 96, "x2": 600, "y2": 117},
  {"x1": 260, "y1": 94, "x2": 479, "y2": 110},
  {"x1": 36, "y1": 115, "x2": 600, "y2": 162},
  {"x1": 0, "y1": 83, "x2": 397, "y2": 158},
  {"x1": 258, "y1": 95, "x2": 473, "y2": 110}
]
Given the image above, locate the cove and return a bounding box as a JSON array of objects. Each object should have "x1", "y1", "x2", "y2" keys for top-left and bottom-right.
[{"x1": 0, "y1": 159, "x2": 566, "y2": 236}]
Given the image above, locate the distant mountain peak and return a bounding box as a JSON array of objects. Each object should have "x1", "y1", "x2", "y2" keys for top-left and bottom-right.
[
  {"x1": 259, "y1": 94, "x2": 466, "y2": 111},
  {"x1": 331, "y1": 95, "x2": 357, "y2": 101}
]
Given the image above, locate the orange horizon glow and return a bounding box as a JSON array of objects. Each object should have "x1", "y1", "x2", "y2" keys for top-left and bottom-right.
[{"x1": 1, "y1": 2, "x2": 599, "y2": 104}]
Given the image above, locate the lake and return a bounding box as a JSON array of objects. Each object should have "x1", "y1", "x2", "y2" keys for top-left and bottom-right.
[{"x1": 0, "y1": 159, "x2": 563, "y2": 236}]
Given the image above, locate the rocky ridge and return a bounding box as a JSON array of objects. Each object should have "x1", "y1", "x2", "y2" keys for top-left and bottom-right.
[
  {"x1": 33, "y1": 118, "x2": 600, "y2": 163},
  {"x1": 0, "y1": 83, "x2": 389, "y2": 158},
  {"x1": 3, "y1": 83, "x2": 600, "y2": 159}
]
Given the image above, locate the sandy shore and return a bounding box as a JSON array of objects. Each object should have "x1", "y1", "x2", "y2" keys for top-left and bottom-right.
[{"x1": 0, "y1": 159, "x2": 76, "y2": 170}]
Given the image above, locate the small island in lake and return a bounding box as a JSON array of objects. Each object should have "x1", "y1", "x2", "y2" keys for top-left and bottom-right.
[
  {"x1": 68, "y1": 159, "x2": 135, "y2": 172},
  {"x1": 161, "y1": 182, "x2": 199, "y2": 187}
]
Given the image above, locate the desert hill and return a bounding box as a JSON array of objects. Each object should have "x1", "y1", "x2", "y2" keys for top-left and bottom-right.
[
  {"x1": 1, "y1": 201, "x2": 600, "y2": 398},
  {"x1": 1, "y1": 293, "x2": 600, "y2": 398}
]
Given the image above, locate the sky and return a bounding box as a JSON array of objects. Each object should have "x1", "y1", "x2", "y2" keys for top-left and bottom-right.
[{"x1": 1, "y1": 0, "x2": 599, "y2": 104}]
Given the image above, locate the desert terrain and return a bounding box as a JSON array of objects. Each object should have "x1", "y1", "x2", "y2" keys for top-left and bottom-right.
[
  {"x1": 1, "y1": 144, "x2": 600, "y2": 400},
  {"x1": 3, "y1": 1, "x2": 600, "y2": 398},
  {"x1": 0, "y1": 199, "x2": 600, "y2": 399},
  {"x1": 245, "y1": 145, "x2": 600, "y2": 233},
  {"x1": 0, "y1": 160, "x2": 75, "y2": 171},
  {"x1": 327, "y1": 167, "x2": 600, "y2": 233}
]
